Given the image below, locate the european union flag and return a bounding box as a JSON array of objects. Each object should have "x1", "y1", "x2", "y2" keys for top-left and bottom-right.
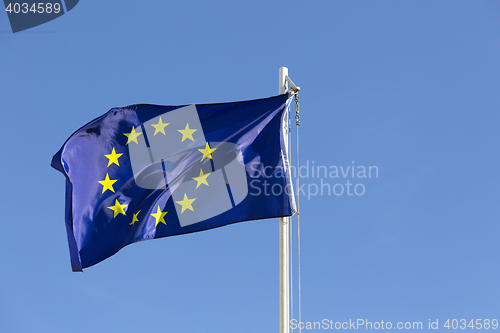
[{"x1": 51, "y1": 94, "x2": 296, "y2": 271}]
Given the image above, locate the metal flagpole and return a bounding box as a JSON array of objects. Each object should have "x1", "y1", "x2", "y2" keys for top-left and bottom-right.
[{"x1": 279, "y1": 67, "x2": 290, "y2": 333}]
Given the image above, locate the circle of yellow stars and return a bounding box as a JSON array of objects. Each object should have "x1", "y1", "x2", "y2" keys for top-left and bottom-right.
[{"x1": 98, "y1": 119, "x2": 217, "y2": 229}]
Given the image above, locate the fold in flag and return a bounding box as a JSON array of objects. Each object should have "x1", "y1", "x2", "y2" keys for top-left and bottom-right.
[{"x1": 51, "y1": 94, "x2": 295, "y2": 271}]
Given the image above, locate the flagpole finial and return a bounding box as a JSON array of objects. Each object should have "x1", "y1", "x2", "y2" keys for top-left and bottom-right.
[
  {"x1": 279, "y1": 67, "x2": 289, "y2": 94},
  {"x1": 280, "y1": 67, "x2": 300, "y2": 94}
]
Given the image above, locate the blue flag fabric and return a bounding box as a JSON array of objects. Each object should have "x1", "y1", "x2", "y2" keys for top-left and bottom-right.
[{"x1": 51, "y1": 94, "x2": 295, "y2": 271}]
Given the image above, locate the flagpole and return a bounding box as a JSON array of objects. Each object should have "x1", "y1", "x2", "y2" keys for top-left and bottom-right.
[{"x1": 279, "y1": 67, "x2": 290, "y2": 333}]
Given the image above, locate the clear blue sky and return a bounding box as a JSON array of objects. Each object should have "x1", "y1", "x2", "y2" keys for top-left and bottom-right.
[{"x1": 1, "y1": 1, "x2": 499, "y2": 332}]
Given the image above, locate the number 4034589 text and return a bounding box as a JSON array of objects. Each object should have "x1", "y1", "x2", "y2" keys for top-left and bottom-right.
[{"x1": 5, "y1": 3, "x2": 61, "y2": 14}]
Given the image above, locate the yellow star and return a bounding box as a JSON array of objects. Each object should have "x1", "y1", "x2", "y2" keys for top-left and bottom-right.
[
  {"x1": 151, "y1": 117, "x2": 170, "y2": 136},
  {"x1": 178, "y1": 123, "x2": 197, "y2": 142},
  {"x1": 192, "y1": 169, "x2": 211, "y2": 188},
  {"x1": 104, "y1": 147, "x2": 123, "y2": 167},
  {"x1": 124, "y1": 126, "x2": 143, "y2": 145},
  {"x1": 98, "y1": 173, "x2": 118, "y2": 194},
  {"x1": 130, "y1": 210, "x2": 141, "y2": 225},
  {"x1": 151, "y1": 205, "x2": 168, "y2": 227},
  {"x1": 107, "y1": 199, "x2": 128, "y2": 218},
  {"x1": 175, "y1": 193, "x2": 196, "y2": 214},
  {"x1": 198, "y1": 142, "x2": 217, "y2": 161}
]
